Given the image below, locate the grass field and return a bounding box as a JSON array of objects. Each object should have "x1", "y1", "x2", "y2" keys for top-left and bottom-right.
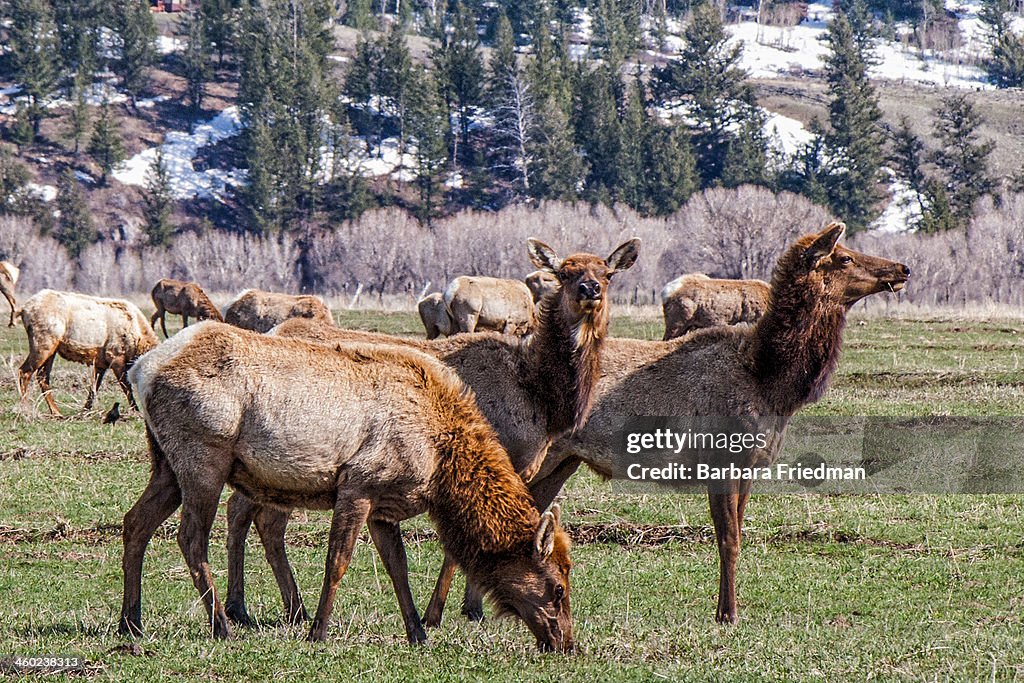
[{"x1": 2, "y1": 310, "x2": 1023, "y2": 681}]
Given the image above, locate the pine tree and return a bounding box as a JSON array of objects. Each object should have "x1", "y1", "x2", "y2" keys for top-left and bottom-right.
[
  {"x1": 55, "y1": 167, "x2": 96, "y2": 259},
  {"x1": 88, "y1": 103, "x2": 125, "y2": 185},
  {"x1": 433, "y1": 2, "x2": 484, "y2": 162},
  {"x1": 980, "y1": 0, "x2": 1024, "y2": 89},
  {"x1": 142, "y1": 148, "x2": 175, "y2": 246},
  {"x1": 643, "y1": 122, "x2": 698, "y2": 216},
  {"x1": 572, "y1": 63, "x2": 623, "y2": 201},
  {"x1": 931, "y1": 93, "x2": 997, "y2": 227},
  {"x1": 183, "y1": 9, "x2": 212, "y2": 114},
  {"x1": 720, "y1": 104, "x2": 771, "y2": 188},
  {"x1": 200, "y1": 0, "x2": 235, "y2": 65},
  {"x1": 918, "y1": 177, "x2": 958, "y2": 233},
  {"x1": 380, "y1": 26, "x2": 416, "y2": 160},
  {"x1": 527, "y1": 99, "x2": 586, "y2": 200},
  {"x1": 52, "y1": 0, "x2": 102, "y2": 90},
  {"x1": 617, "y1": 79, "x2": 647, "y2": 209},
  {"x1": 325, "y1": 113, "x2": 373, "y2": 221},
  {"x1": 889, "y1": 117, "x2": 929, "y2": 221},
  {"x1": 0, "y1": 145, "x2": 32, "y2": 215},
  {"x1": 66, "y1": 68, "x2": 92, "y2": 155},
  {"x1": 113, "y1": 0, "x2": 157, "y2": 104},
  {"x1": 409, "y1": 69, "x2": 449, "y2": 223},
  {"x1": 820, "y1": 10, "x2": 885, "y2": 231},
  {"x1": 653, "y1": 3, "x2": 764, "y2": 187},
  {"x1": 343, "y1": 0, "x2": 375, "y2": 29},
  {"x1": 8, "y1": 0, "x2": 59, "y2": 141},
  {"x1": 11, "y1": 105, "x2": 35, "y2": 151}
]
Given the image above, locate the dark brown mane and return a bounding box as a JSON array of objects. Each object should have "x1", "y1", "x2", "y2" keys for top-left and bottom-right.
[
  {"x1": 527, "y1": 274, "x2": 607, "y2": 435},
  {"x1": 751, "y1": 233, "x2": 848, "y2": 415}
]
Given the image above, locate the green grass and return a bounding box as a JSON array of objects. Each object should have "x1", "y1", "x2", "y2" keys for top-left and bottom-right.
[{"x1": 1, "y1": 312, "x2": 1023, "y2": 681}]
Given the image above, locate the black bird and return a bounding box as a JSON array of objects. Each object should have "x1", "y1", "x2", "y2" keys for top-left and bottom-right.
[{"x1": 103, "y1": 402, "x2": 121, "y2": 425}]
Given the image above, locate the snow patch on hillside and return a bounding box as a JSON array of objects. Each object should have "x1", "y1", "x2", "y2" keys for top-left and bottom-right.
[{"x1": 113, "y1": 107, "x2": 245, "y2": 200}]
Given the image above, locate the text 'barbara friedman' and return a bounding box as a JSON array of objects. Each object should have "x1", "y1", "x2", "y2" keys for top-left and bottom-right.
[{"x1": 624, "y1": 428, "x2": 866, "y2": 482}]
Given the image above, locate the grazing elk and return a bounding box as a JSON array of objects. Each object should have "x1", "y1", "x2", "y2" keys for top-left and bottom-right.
[
  {"x1": 120, "y1": 323, "x2": 574, "y2": 651},
  {"x1": 525, "y1": 270, "x2": 559, "y2": 304},
  {"x1": 484, "y1": 222, "x2": 907, "y2": 626},
  {"x1": 444, "y1": 276, "x2": 535, "y2": 335},
  {"x1": 19, "y1": 290, "x2": 158, "y2": 416},
  {"x1": 223, "y1": 289, "x2": 333, "y2": 333},
  {"x1": 0, "y1": 261, "x2": 19, "y2": 327},
  {"x1": 661, "y1": 274, "x2": 770, "y2": 340},
  {"x1": 150, "y1": 278, "x2": 222, "y2": 337},
  {"x1": 417, "y1": 292, "x2": 453, "y2": 339},
  {"x1": 220, "y1": 238, "x2": 640, "y2": 628}
]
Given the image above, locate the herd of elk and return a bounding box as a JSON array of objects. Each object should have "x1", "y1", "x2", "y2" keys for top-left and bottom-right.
[{"x1": 4, "y1": 221, "x2": 910, "y2": 652}]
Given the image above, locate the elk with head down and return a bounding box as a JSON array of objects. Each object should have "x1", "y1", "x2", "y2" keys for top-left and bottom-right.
[
  {"x1": 119, "y1": 323, "x2": 574, "y2": 651},
  {"x1": 220, "y1": 238, "x2": 641, "y2": 628},
  {"x1": 660, "y1": 274, "x2": 770, "y2": 340},
  {"x1": 150, "y1": 278, "x2": 222, "y2": 338},
  {"x1": 452, "y1": 222, "x2": 910, "y2": 626},
  {"x1": 19, "y1": 289, "x2": 158, "y2": 415},
  {"x1": 0, "y1": 261, "x2": 19, "y2": 327},
  {"x1": 444, "y1": 276, "x2": 535, "y2": 335},
  {"x1": 223, "y1": 289, "x2": 333, "y2": 333},
  {"x1": 417, "y1": 292, "x2": 453, "y2": 339}
]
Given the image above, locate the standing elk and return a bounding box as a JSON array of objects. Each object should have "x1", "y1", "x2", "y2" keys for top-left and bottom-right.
[
  {"x1": 223, "y1": 289, "x2": 333, "y2": 333},
  {"x1": 661, "y1": 273, "x2": 770, "y2": 340},
  {"x1": 444, "y1": 276, "x2": 535, "y2": 335},
  {"x1": 417, "y1": 292, "x2": 453, "y2": 339},
  {"x1": 120, "y1": 323, "x2": 574, "y2": 651},
  {"x1": 451, "y1": 222, "x2": 909, "y2": 625},
  {"x1": 220, "y1": 238, "x2": 640, "y2": 628},
  {"x1": 19, "y1": 290, "x2": 158, "y2": 415},
  {"x1": 150, "y1": 278, "x2": 222, "y2": 338},
  {"x1": 0, "y1": 261, "x2": 19, "y2": 327}
]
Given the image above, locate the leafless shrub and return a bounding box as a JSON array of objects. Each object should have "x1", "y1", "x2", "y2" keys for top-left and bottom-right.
[{"x1": 0, "y1": 216, "x2": 74, "y2": 293}]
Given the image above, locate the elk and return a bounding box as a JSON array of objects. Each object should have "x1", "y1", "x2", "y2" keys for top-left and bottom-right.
[
  {"x1": 120, "y1": 323, "x2": 574, "y2": 651},
  {"x1": 0, "y1": 261, "x2": 19, "y2": 327},
  {"x1": 150, "y1": 278, "x2": 222, "y2": 337},
  {"x1": 220, "y1": 238, "x2": 641, "y2": 628},
  {"x1": 223, "y1": 289, "x2": 333, "y2": 333},
  {"x1": 661, "y1": 274, "x2": 770, "y2": 340},
  {"x1": 417, "y1": 292, "x2": 453, "y2": 339},
  {"x1": 525, "y1": 270, "x2": 559, "y2": 303},
  {"x1": 444, "y1": 276, "x2": 535, "y2": 335},
  {"x1": 19, "y1": 290, "x2": 158, "y2": 416},
  {"x1": 475, "y1": 222, "x2": 907, "y2": 626}
]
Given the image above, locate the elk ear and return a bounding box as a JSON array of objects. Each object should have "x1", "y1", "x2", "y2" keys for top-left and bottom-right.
[
  {"x1": 805, "y1": 222, "x2": 846, "y2": 265},
  {"x1": 607, "y1": 238, "x2": 640, "y2": 275},
  {"x1": 534, "y1": 506, "x2": 560, "y2": 560},
  {"x1": 528, "y1": 239, "x2": 562, "y2": 273}
]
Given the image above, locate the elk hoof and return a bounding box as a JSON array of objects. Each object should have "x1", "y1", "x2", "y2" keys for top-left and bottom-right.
[
  {"x1": 461, "y1": 604, "x2": 484, "y2": 622},
  {"x1": 715, "y1": 611, "x2": 739, "y2": 625},
  {"x1": 224, "y1": 601, "x2": 254, "y2": 627},
  {"x1": 407, "y1": 624, "x2": 428, "y2": 645}
]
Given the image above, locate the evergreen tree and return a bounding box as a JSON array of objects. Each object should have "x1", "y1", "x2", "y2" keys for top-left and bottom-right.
[
  {"x1": 142, "y1": 147, "x2": 174, "y2": 246},
  {"x1": 324, "y1": 113, "x2": 373, "y2": 221},
  {"x1": 342, "y1": 0, "x2": 375, "y2": 29},
  {"x1": 88, "y1": 103, "x2": 125, "y2": 185},
  {"x1": 113, "y1": 0, "x2": 157, "y2": 104},
  {"x1": 0, "y1": 145, "x2": 32, "y2": 214},
  {"x1": 55, "y1": 167, "x2": 95, "y2": 259},
  {"x1": 433, "y1": 2, "x2": 484, "y2": 162},
  {"x1": 51, "y1": 0, "x2": 102, "y2": 89},
  {"x1": 380, "y1": 26, "x2": 416, "y2": 160},
  {"x1": 931, "y1": 93, "x2": 997, "y2": 227},
  {"x1": 889, "y1": 117, "x2": 929, "y2": 221},
  {"x1": 980, "y1": 0, "x2": 1024, "y2": 87},
  {"x1": 527, "y1": 98, "x2": 586, "y2": 200},
  {"x1": 201, "y1": 0, "x2": 236, "y2": 65},
  {"x1": 344, "y1": 33, "x2": 385, "y2": 156},
  {"x1": 617, "y1": 78, "x2": 647, "y2": 209},
  {"x1": 653, "y1": 4, "x2": 765, "y2": 187},
  {"x1": 66, "y1": 68, "x2": 92, "y2": 155},
  {"x1": 408, "y1": 69, "x2": 449, "y2": 223},
  {"x1": 917, "y1": 177, "x2": 958, "y2": 233},
  {"x1": 643, "y1": 122, "x2": 698, "y2": 216},
  {"x1": 720, "y1": 104, "x2": 771, "y2": 188},
  {"x1": 183, "y1": 9, "x2": 212, "y2": 114},
  {"x1": 780, "y1": 118, "x2": 830, "y2": 206},
  {"x1": 820, "y1": 10, "x2": 885, "y2": 231},
  {"x1": 572, "y1": 63, "x2": 623, "y2": 202},
  {"x1": 11, "y1": 105, "x2": 35, "y2": 151},
  {"x1": 8, "y1": 0, "x2": 59, "y2": 141}
]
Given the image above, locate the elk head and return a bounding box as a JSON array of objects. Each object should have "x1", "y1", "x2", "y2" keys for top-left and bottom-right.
[
  {"x1": 487, "y1": 505, "x2": 574, "y2": 653},
  {"x1": 801, "y1": 222, "x2": 910, "y2": 306},
  {"x1": 527, "y1": 237, "x2": 640, "y2": 334}
]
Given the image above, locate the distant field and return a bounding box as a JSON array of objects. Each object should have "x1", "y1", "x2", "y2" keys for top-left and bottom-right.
[{"x1": 1, "y1": 311, "x2": 1023, "y2": 681}]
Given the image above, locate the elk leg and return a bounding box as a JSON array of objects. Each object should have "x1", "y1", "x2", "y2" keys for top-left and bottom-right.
[
  {"x1": 4, "y1": 291, "x2": 16, "y2": 327},
  {"x1": 255, "y1": 504, "x2": 307, "y2": 625},
  {"x1": 37, "y1": 354, "x2": 60, "y2": 416},
  {"x1": 225, "y1": 492, "x2": 257, "y2": 626},
  {"x1": 459, "y1": 456, "x2": 583, "y2": 623},
  {"x1": 85, "y1": 364, "x2": 106, "y2": 410},
  {"x1": 177, "y1": 470, "x2": 233, "y2": 639},
  {"x1": 110, "y1": 359, "x2": 136, "y2": 410},
  {"x1": 307, "y1": 494, "x2": 371, "y2": 642},
  {"x1": 151, "y1": 307, "x2": 167, "y2": 339},
  {"x1": 19, "y1": 342, "x2": 60, "y2": 416},
  {"x1": 119, "y1": 450, "x2": 182, "y2": 636},
  {"x1": 709, "y1": 480, "x2": 743, "y2": 625},
  {"x1": 182, "y1": 314, "x2": 189, "y2": 328},
  {"x1": 423, "y1": 555, "x2": 457, "y2": 628},
  {"x1": 368, "y1": 519, "x2": 427, "y2": 644}
]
